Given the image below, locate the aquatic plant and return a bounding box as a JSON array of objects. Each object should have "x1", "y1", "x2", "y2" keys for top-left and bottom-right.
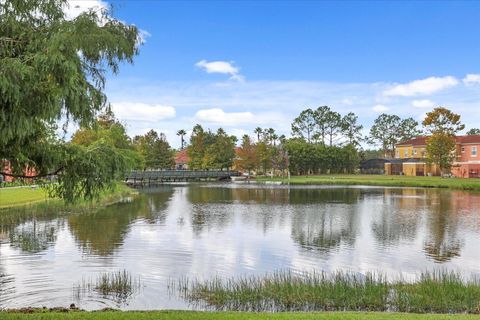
[
  {"x1": 74, "y1": 270, "x2": 141, "y2": 301},
  {"x1": 173, "y1": 270, "x2": 480, "y2": 313}
]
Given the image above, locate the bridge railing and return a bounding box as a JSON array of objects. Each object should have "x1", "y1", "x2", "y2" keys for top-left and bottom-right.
[{"x1": 126, "y1": 170, "x2": 240, "y2": 182}]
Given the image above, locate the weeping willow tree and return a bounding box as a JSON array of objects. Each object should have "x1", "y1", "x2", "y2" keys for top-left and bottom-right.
[{"x1": 0, "y1": 0, "x2": 140, "y2": 202}]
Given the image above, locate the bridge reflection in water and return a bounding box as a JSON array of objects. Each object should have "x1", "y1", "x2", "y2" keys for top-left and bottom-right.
[{"x1": 125, "y1": 170, "x2": 240, "y2": 185}]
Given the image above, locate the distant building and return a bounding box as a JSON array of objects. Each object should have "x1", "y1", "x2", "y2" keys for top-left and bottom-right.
[
  {"x1": 385, "y1": 135, "x2": 480, "y2": 178},
  {"x1": 360, "y1": 158, "x2": 390, "y2": 174},
  {"x1": 451, "y1": 135, "x2": 480, "y2": 178},
  {"x1": 174, "y1": 149, "x2": 189, "y2": 170},
  {"x1": 1, "y1": 160, "x2": 37, "y2": 183}
]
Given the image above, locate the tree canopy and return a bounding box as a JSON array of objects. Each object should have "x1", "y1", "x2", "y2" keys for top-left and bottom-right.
[
  {"x1": 368, "y1": 114, "x2": 421, "y2": 157},
  {"x1": 0, "y1": 0, "x2": 139, "y2": 202},
  {"x1": 423, "y1": 107, "x2": 464, "y2": 174},
  {"x1": 466, "y1": 128, "x2": 480, "y2": 135},
  {"x1": 133, "y1": 130, "x2": 174, "y2": 169},
  {"x1": 187, "y1": 125, "x2": 236, "y2": 170}
]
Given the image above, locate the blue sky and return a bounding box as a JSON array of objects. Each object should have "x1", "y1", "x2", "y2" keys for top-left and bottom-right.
[{"x1": 69, "y1": 1, "x2": 480, "y2": 147}]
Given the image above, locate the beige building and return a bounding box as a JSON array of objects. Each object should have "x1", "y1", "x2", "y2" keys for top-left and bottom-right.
[{"x1": 385, "y1": 135, "x2": 480, "y2": 177}]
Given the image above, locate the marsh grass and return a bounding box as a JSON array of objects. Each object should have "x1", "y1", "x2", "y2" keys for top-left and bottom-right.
[
  {"x1": 173, "y1": 270, "x2": 480, "y2": 313},
  {"x1": 74, "y1": 270, "x2": 141, "y2": 301}
]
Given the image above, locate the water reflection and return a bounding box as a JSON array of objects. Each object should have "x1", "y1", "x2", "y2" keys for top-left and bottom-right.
[
  {"x1": 0, "y1": 184, "x2": 479, "y2": 310},
  {"x1": 68, "y1": 189, "x2": 174, "y2": 256},
  {"x1": 423, "y1": 191, "x2": 463, "y2": 263},
  {"x1": 9, "y1": 220, "x2": 61, "y2": 253},
  {"x1": 371, "y1": 189, "x2": 422, "y2": 247}
]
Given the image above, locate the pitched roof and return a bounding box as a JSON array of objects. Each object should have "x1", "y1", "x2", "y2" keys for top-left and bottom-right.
[
  {"x1": 175, "y1": 149, "x2": 189, "y2": 164},
  {"x1": 396, "y1": 135, "x2": 480, "y2": 147},
  {"x1": 457, "y1": 134, "x2": 480, "y2": 144},
  {"x1": 396, "y1": 136, "x2": 428, "y2": 146}
]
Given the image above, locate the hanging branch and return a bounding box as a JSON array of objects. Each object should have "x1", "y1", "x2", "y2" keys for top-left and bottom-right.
[{"x1": 0, "y1": 166, "x2": 64, "y2": 179}]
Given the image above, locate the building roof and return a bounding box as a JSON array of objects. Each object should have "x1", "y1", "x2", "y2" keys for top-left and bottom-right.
[
  {"x1": 396, "y1": 136, "x2": 428, "y2": 147},
  {"x1": 175, "y1": 149, "x2": 189, "y2": 164},
  {"x1": 457, "y1": 134, "x2": 480, "y2": 144},
  {"x1": 396, "y1": 135, "x2": 480, "y2": 147}
]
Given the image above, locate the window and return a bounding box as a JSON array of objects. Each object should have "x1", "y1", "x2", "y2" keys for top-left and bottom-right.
[
  {"x1": 473, "y1": 146, "x2": 478, "y2": 157},
  {"x1": 396, "y1": 150, "x2": 400, "y2": 158},
  {"x1": 461, "y1": 147, "x2": 465, "y2": 153},
  {"x1": 404, "y1": 149, "x2": 408, "y2": 157},
  {"x1": 413, "y1": 149, "x2": 417, "y2": 156}
]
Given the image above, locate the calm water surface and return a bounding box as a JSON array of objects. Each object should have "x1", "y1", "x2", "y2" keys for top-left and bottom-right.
[{"x1": 1, "y1": 184, "x2": 480, "y2": 310}]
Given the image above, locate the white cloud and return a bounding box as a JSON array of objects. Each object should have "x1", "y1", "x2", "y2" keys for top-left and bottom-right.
[
  {"x1": 194, "y1": 108, "x2": 255, "y2": 126},
  {"x1": 411, "y1": 99, "x2": 435, "y2": 109},
  {"x1": 463, "y1": 74, "x2": 480, "y2": 86},
  {"x1": 196, "y1": 60, "x2": 244, "y2": 82},
  {"x1": 193, "y1": 108, "x2": 286, "y2": 127},
  {"x1": 111, "y1": 102, "x2": 176, "y2": 122},
  {"x1": 383, "y1": 76, "x2": 458, "y2": 97},
  {"x1": 372, "y1": 104, "x2": 389, "y2": 113},
  {"x1": 137, "y1": 29, "x2": 152, "y2": 44}
]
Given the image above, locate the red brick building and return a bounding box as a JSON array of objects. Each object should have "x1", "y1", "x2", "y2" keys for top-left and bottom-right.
[
  {"x1": 451, "y1": 135, "x2": 480, "y2": 178},
  {"x1": 389, "y1": 135, "x2": 480, "y2": 178},
  {"x1": 1, "y1": 160, "x2": 37, "y2": 183}
]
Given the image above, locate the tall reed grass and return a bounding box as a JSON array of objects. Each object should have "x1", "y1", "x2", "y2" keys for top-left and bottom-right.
[
  {"x1": 74, "y1": 270, "x2": 141, "y2": 301},
  {"x1": 173, "y1": 270, "x2": 480, "y2": 313}
]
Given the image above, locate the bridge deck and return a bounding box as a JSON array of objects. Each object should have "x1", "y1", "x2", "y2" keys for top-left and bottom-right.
[{"x1": 126, "y1": 170, "x2": 240, "y2": 184}]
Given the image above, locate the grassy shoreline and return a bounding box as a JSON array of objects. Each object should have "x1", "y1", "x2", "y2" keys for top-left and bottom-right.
[
  {"x1": 258, "y1": 174, "x2": 480, "y2": 191},
  {"x1": 0, "y1": 183, "x2": 137, "y2": 209},
  {"x1": 0, "y1": 186, "x2": 50, "y2": 208},
  {"x1": 1, "y1": 311, "x2": 480, "y2": 320}
]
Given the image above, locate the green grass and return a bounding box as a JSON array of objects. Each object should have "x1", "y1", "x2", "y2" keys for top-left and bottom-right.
[
  {"x1": 173, "y1": 270, "x2": 480, "y2": 313},
  {"x1": 0, "y1": 183, "x2": 136, "y2": 209},
  {"x1": 0, "y1": 187, "x2": 49, "y2": 208},
  {"x1": 74, "y1": 270, "x2": 141, "y2": 300},
  {"x1": 1, "y1": 311, "x2": 480, "y2": 320},
  {"x1": 259, "y1": 174, "x2": 480, "y2": 191}
]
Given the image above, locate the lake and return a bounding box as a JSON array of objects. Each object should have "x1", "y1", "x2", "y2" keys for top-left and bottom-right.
[{"x1": 1, "y1": 184, "x2": 480, "y2": 310}]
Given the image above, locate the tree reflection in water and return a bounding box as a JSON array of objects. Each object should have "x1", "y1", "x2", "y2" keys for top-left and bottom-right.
[
  {"x1": 8, "y1": 219, "x2": 61, "y2": 253},
  {"x1": 1, "y1": 184, "x2": 479, "y2": 266},
  {"x1": 423, "y1": 190, "x2": 463, "y2": 263},
  {"x1": 68, "y1": 188, "x2": 174, "y2": 256},
  {"x1": 289, "y1": 188, "x2": 361, "y2": 253},
  {"x1": 371, "y1": 188, "x2": 422, "y2": 247}
]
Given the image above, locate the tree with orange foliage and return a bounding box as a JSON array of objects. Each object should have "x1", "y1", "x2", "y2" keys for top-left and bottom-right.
[
  {"x1": 235, "y1": 135, "x2": 257, "y2": 175},
  {"x1": 423, "y1": 107, "x2": 465, "y2": 174}
]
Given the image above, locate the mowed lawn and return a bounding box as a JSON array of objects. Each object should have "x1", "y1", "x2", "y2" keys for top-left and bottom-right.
[
  {"x1": 262, "y1": 174, "x2": 480, "y2": 190},
  {"x1": 1, "y1": 312, "x2": 480, "y2": 320},
  {"x1": 0, "y1": 187, "x2": 49, "y2": 208}
]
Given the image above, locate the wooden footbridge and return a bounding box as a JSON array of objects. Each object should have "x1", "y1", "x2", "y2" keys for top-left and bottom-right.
[{"x1": 125, "y1": 170, "x2": 241, "y2": 185}]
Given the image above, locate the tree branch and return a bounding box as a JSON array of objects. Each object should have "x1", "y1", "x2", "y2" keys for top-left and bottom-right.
[{"x1": 0, "y1": 166, "x2": 64, "y2": 179}]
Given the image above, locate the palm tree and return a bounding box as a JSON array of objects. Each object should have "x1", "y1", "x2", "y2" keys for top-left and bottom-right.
[
  {"x1": 177, "y1": 129, "x2": 187, "y2": 149},
  {"x1": 272, "y1": 133, "x2": 279, "y2": 146},
  {"x1": 266, "y1": 128, "x2": 276, "y2": 145},
  {"x1": 254, "y1": 127, "x2": 263, "y2": 142}
]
